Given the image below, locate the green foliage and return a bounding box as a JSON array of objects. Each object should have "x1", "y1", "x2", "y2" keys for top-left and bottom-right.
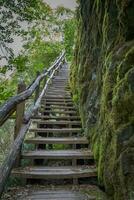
[
  {"x1": 10, "y1": 40, "x2": 63, "y2": 78},
  {"x1": 26, "y1": 40, "x2": 63, "y2": 73},
  {"x1": 11, "y1": 55, "x2": 28, "y2": 73},
  {"x1": 0, "y1": 77, "x2": 17, "y2": 104},
  {"x1": 73, "y1": 94, "x2": 79, "y2": 104},
  {"x1": 63, "y1": 18, "x2": 76, "y2": 61},
  {"x1": 0, "y1": 67, "x2": 7, "y2": 74},
  {"x1": 0, "y1": 0, "x2": 52, "y2": 60}
]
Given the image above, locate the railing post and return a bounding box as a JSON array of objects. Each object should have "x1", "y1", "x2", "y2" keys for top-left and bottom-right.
[
  {"x1": 34, "y1": 71, "x2": 40, "y2": 104},
  {"x1": 14, "y1": 81, "x2": 26, "y2": 167},
  {"x1": 43, "y1": 69, "x2": 47, "y2": 87}
]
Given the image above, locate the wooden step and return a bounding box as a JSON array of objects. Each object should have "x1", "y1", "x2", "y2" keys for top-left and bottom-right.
[
  {"x1": 46, "y1": 89, "x2": 69, "y2": 91},
  {"x1": 12, "y1": 166, "x2": 96, "y2": 179},
  {"x1": 22, "y1": 190, "x2": 92, "y2": 200},
  {"x1": 50, "y1": 86, "x2": 69, "y2": 88},
  {"x1": 43, "y1": 102, "x2": 73, "y2": 105},
  {"x1": 29, "y1": 128, "x2": 82, "y2": 133},
  {"x1": 53, "y1": 78, "x2": 68, "y2": 80},
  {"x1": 45, "y1": 93, "x2": 70, "y2": 96},
  {"x1": 44, "y1": 95, "x2": 72, "y2": 99},
  {"x1": 21, "y1": 149, "x2": 93, "y2": 159},
  {"x1": 47, "y1": 88, "x2": 69, "y2": 91},
  {"x1": 41, "y1": 105, "x2": 76, "y2": 110},
  {"x1": 52, "y1": 80, "x2": 68, "y2": 81},
  {"x1": 31, "y1": 120, "x2": 81, "y2": 125},
  {"x1": 48, "y1": 87, "x2": 70, "y2": 90},
  {"x1": 46, "y1": 91, "x2": 71, "y2": 97},
  {"x1": 46, "y1": 94, "x2": 70, "y2": 97},
  {"x1": 25, "y1": 137, "x2": 88, "y2": 144},
  {"x1": 48, "y1": 83, "x2": 68, "y2": 85},
  {"x1": 43, "y1": 110, "x2": 77, "y2": 114},
  {"x1": 45, "y1": 99, "x2": 72, "y2": 102},
  {"x1": 47, "y1": 87, "x2": 70, "y2": 89},
  {"x1": 48, "y1": 85, "x2": 68, "y2": 88},
  {"x1": 46, "y1": 91, "x2": 70, "y2": 94},
  {"x1": 32, "y1": 116, "x2": 81, "y2": 120}
]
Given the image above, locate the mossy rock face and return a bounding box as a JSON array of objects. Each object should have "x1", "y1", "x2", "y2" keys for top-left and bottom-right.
[{"x1": 70, "y1": 0, "x2": 134, "y2": 199}]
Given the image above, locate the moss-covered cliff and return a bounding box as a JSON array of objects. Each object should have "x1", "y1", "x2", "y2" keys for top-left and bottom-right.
[{"x1": 70, "y1": 0, "x2": 134, "y2": 199}]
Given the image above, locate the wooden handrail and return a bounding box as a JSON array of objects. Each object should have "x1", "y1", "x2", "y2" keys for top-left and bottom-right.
[
  {"x1": 0, "y1": 53, "x2": 64, "y2": 197},
  {"x1": 0, "y1": 52, "x2": 65, "y2": 126}
]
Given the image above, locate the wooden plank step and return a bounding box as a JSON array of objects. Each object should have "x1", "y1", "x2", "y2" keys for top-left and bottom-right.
[
  {"x1": 46, "y1": 93, "x2": 70, "y2": 96},
  {"x1": 29, "y1": 128, "x2": 82, "y2": 133},
  {"x1": 51, "y1": 83, "x2": 68, "y2": 85},
  {"x1": 53, "y1": 79, "x2": 68, "y2": 80},
  {"x1": 21, "y1": 149, "x2": 93, "y2": 159},
  {"x1": 46, "y1": 91, "x2": 70, "y2": 94},
  {"x1": 49, "y1": 85, "x2": 69, "y2": 87},
  {"x1": 43, "y1": 102, "x2": 73, "y2": 105},
  {"x1": 32, "y1": 115, "x2": 81, "y2": 120},
  {"x1": 48, "y1": 87, "x2": 70, "y2": 89},
  {"x1": 24, "y1": 191, "x2": 94, "y2": 200},
  {"x1": 49, "y1": 79, "x2": 67, "y2": 81},
  {"x1": 48, "y1": 87, "x2": 70, "y2": 90},
  {"x1": 48, "y1": 89, "x2": 68, "y2": 92},
  {"x1": 24, "y1": 191, "x2": 91, "y2": 200},
  {"x1": 44, "y1": 95, "x2": 71, "y2": 99},
  {"x1": 31, "y1": 120, "x2": 81, "y2": 125},
  {"x1": 50, "y1": 79, "x2": 68, "y2": 81},
  {"x1": 26, "y1": 196, "x2": 86, "y2": 200},
  {"x1": 48, "y1": 84, "x2": 70, "y2": 86},
  {"x1": 47, "y1": 86, "x2": 69, "y2": 88},
  {"x1": 52, "y1": 83, "x2": 68, "y2": 85},
  {"x1": 45, "y1": 93, "x2": 70, "y2": 96},
  {"x1": 46, "y1": 91, "x2": 70, "y2": 93},
  {"x1": 52, "y1": 78, "x2": 68, "y2": 80},
  {"x1": 41, "y1": 105, "x2": 76, "y2": 110},
  {"x1": 47, "y1": 88, "x2": 69, "y2": 90},
  {"x1": 45, "y1": 99, "x2": 72, "y2": 102},
  {"x1": 43, "y1": 110, "x2": 77, "y2": 114},
  {"x1": 46, "y1": 91, "x2": 69, "y2": 93},
  {"x1": 53, "y1": 78, "x2": 68, "y2": 79},
  {"x1": 25, "y1": 137, "x2": 88, "y2": 144},
  {"x1": 12, "y1": 166, "x2": 97, "y2": 179}
]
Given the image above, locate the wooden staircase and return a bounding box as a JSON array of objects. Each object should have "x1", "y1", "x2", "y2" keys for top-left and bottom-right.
[{"x1": 12, "y1": 64, "x2": 97, "y2": 185}]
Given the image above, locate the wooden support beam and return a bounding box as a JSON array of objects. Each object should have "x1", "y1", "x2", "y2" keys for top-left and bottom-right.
[
  {"x1": 34, "y1": 71, "x2": 40, "y2": 104},
  {"x1": 14, "y1": 81, "x2": 26, "y2": 167}
]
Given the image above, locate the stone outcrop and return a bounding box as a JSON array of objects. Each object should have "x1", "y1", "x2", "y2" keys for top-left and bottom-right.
[{"x1": 70, "y1": 0, "x2": 134, "y2": 199}]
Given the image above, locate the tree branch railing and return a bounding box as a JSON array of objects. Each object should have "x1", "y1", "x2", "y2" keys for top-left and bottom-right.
[{"x1": 0, "y1": 51, "x2": 65, "y2": 197}]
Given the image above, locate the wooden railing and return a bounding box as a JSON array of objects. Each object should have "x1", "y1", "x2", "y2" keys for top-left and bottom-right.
[{"x1": 0, "y1": 51, "x2": 65, "y2": 197}]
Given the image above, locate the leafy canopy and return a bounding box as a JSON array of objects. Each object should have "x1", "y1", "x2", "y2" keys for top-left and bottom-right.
[{"x1": 0, "y1": 0, "x2": 52, "y2": 60}]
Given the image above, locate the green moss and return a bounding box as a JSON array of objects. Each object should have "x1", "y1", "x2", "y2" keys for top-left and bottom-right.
[{"x1": 70, "y1": 1, "x2": 134, "y2": 199}]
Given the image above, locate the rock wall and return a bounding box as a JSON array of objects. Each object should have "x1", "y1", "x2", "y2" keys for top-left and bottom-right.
[{"x1": 70, "y1": 0, "x2": 134, "y2": 199}]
